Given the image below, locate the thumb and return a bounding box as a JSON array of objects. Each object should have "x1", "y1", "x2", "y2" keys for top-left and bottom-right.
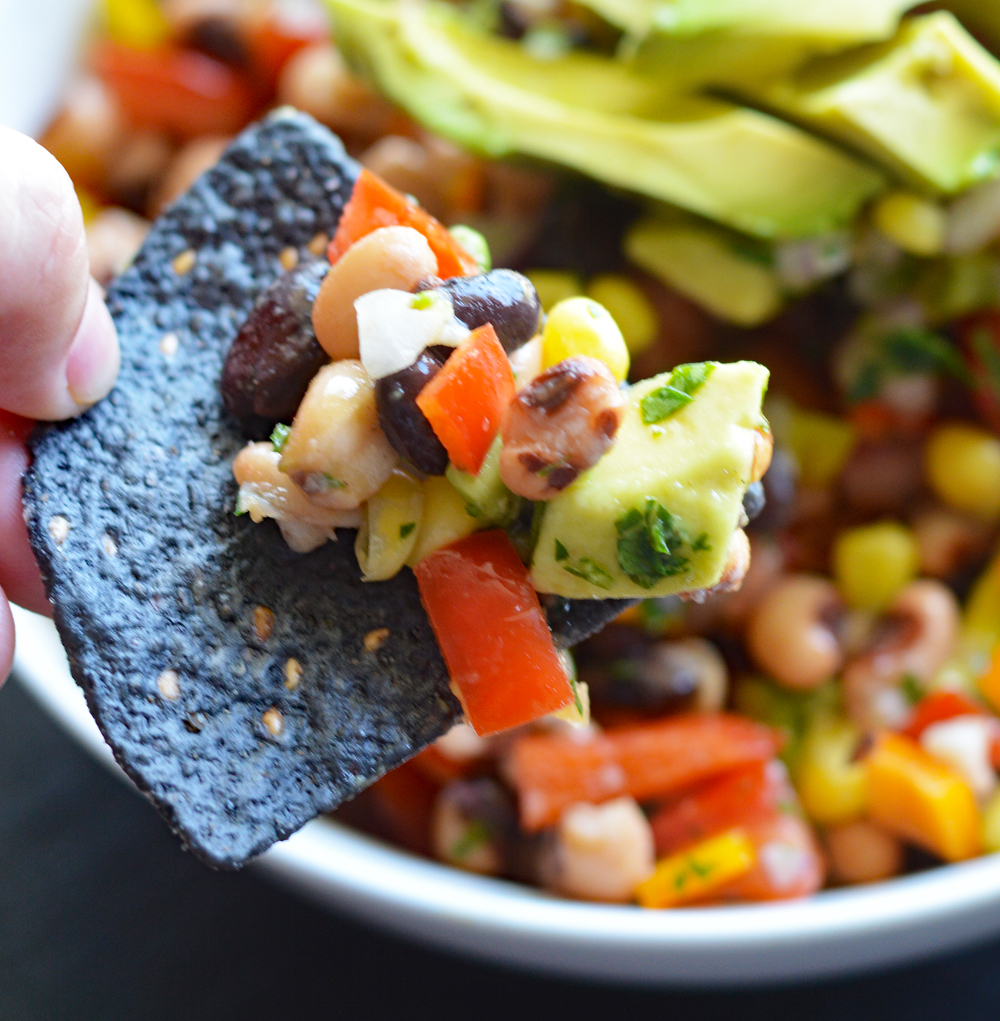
[{"x1": 0, "y1": 125, "x2": 119, "y2": 421}]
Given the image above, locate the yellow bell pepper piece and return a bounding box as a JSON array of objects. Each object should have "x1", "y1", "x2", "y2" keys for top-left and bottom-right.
[
  {"x1": 103, "y1": 0, "x2": 170, "y2": 49},
  {"x1": 405, "y1": 476, "x2": 480, "y2": 566},
  {"x1": 938, "y1": 547, "x2": 1000, "y2": 692},
  {"x1": 796, "y1": 716, "x2": 868, "y2": 825},
  {"x1": 864, "y1": 732, "x2": 981, "y2": 862},
  {"x1": 634, "y1": 829, "x2": 756, "y2": 909}
]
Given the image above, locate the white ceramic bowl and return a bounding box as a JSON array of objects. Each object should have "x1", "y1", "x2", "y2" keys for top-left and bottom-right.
[{"x1": 8, "y1": 5, "x2": 1000, "y2": 987}]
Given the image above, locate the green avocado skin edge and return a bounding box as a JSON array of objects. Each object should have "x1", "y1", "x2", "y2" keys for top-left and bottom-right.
[{"x1": 325, "y1": 0, "x2": 886, "y2": 239}]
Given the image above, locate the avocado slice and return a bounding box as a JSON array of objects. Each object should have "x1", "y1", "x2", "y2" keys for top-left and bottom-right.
[
  {"x1": 754, "y1": 12, "x2": 1000, "y2": 193},
  {"x1": 326, "y1": 0, "x2": 885, "y2": 238},
  {"x1": 580, "y1": 0, "x2": 916, "y2": 47},
  {"x1": 625, "y1": 212, "x2": 783, "y2": 325},
  {"x1": 530, "y1": 360, "x2": 769, "y2": 599}
]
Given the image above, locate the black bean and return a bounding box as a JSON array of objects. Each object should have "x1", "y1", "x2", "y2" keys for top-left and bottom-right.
[
  {"x1": 221, "y1": 258, "x2": 330, "y2": 438},
  {"x1": 436, "y1": 269, "x2": 541, "y2": 353},
  {"x1": 376, "y1": 348, "x2": 450, "y2": 475},
  {"x1": 742, "y1": 480, "x2": 766, "y2": 521},
  {"x1": 751, "y1": 447, "x2": 797, "y2": 532},
  {"x1": 183, "y1": 16, "x2": 250, "y2": 69}
]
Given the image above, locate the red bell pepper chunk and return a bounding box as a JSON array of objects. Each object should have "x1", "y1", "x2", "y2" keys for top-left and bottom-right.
[
  {"x1": 327, "y1": 168, "x2": 479, "y2": 279},
  {"x1": 415, "y1": 324, "x2": 515, "y2": 475},
  {"x1": 901, "y1": 690, "x2": 984, "y2": 742},
  {"x1": 506, "y1": 714, "x2": 783, "y2": 832},
  {"x1": 246, "y1": 5, "x2": 329, "y2": 91},
  {"x1": 649, "y1": 760, "x2": 790, "y2": 856},
  {"x1": 413, "y1": 530, "x2": 573, "y2": 737},
  {"x1": 94, "y1": 40, "x2": 257, "y2": 140}
]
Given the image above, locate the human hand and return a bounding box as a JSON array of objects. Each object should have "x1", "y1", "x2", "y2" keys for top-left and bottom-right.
[{"x1": 0, "y1": 125, "x2": 121, "y2": 683}]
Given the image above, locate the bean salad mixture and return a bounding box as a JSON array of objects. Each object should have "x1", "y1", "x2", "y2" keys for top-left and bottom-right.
[{"x1": 39, "y1": 0, "x2": 1000, "y2": 906}]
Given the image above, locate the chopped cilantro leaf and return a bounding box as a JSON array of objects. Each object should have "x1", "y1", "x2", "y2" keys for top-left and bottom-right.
[
  {"x1": 400, "y1": 522, "x2": 416, "y2": 540},
  {"x1": 615, "y1": 498, "x2": 690, "y2": 589},
  {"x1": 410, "y1": 290, "x2": 436, "y2": 310},
  {"x1": 972, "y1": 329, "x2": 1000, "y2": 400},
  {"x1": 900, "y1": 672, "x2": 923, "y2": 706},
  {"x1": 554, "y1": 539, "x2": 569, "y2": 561},
  {"x1": 322, "y1": 473, "x2": 346, "y2": 490},
  {"x1": 562, "y1": 557, "x2": 613, "y2": 589},
  {"x1": 464, "y1": 501, "x2": 481, "y2": 518},
  {"x1": 270, "y1": 423, "x2": 291, "y2": 453},
  {"x1": 234, "y1": 492, "x2": 249, "y2": 517},
  {"x1": 692, "y1": 532, "x2": 711, "y2": 552},
  {"x1": 640, "y1": 363, "x2": 714, "y2": 425}
]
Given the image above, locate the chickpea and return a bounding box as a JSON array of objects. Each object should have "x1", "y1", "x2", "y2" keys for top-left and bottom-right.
[
  {"x1": 311, "y1": 226, "x2": 437, "y2": 360},
  {"x1": 278, "y1": 361, "x2": 398, "y2": 510},
  {"x1": 86, "y1": 208, "x2": 150, "y2": 286},
  {"x1": 841, "y1": 579, "x2": 960, "y2": 731},
  {"x1": 431, "y1": 784, "x2": 504, "y2": 876},
  {"x1": 825, "y1": 820, "x2": 903, "y2": 885},
  {"x1": 746, "y1": 575, "x2": 845, "y2": 690},
  {"x1": 749, "y1": 427, "x2": 773, "y2": 483},
  {"x1": 232, "y1": 442, "x2": 362, "y2": 552},
  {"x1": 39, "y1": 75, "x2": 123, "y2": 190},
  {"x1": 277, "y1": 43, "x2": 397, "y2": 138},
  {"x1": 148, "y1": 135, "x2": 229, "y2": 217},
  {"x1": 499, "y1": 356, "x2": 624, "y2": 500},
  {"x1": 539, "y1": 797, "x2": 655, "y2": 903},
  {"x1": 683, "y1": 528, "x2": 751, "y2": 602}
]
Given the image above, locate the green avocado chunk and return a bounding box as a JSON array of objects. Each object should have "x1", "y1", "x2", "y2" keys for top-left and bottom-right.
[
  {"x1": 530, "y1": 360, "x2": 769, "y2": 599},
  {"x1": 326, "y1": 0, "x2": 886, "y2": 238},
  {"x1": 754, "y1": 12, "x2": 1000, "y2": 193},
  {"x1": 582, "y1": 0, "x2": 916, "y2": 47}
]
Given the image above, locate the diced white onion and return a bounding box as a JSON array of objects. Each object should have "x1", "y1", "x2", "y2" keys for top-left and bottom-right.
[
  {"x1": 920, "y1": 714, "x2": 998, "y2": 800},
  {"x1": 356, "y1": 288, "x2": 469, "y2": 379}
]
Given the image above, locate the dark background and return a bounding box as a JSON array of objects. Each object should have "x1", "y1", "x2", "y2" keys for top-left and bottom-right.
[{"x1": 4, "y1": 675, "x2": 1000, "y2": 1021}]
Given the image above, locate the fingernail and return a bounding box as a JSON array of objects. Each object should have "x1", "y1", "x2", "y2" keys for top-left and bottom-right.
[{"x1": 66, "y1": 278, "x2": 120, "y2": 411}]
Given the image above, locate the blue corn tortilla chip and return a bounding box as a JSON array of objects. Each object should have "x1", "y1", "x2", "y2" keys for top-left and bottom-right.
[
  {"x1": 23, "y1": 110, "x2": 466, "y2": 868},
  {"x1": 23, "y1": 109, "x2": 622, "y2": 868}
]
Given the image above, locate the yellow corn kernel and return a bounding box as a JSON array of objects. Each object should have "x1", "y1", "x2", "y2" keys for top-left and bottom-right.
[
  {"x1": 926, "y1": 423, "x2": 1000, "y2": 521},
  {"x1": 872, "y1": 191, "x2": 946, "y2": 257},
  {"x1": 586, "y1": 274, "x2": 658, "y2": 357},
  {"x1": 634, "y1": 829, "x2": 756, "y2": 909},
  {"x1": 832, "y1": 521, "x2": 919, "y2": 611},
  {"x1": 102, "y1": 0, "x2": 170, "y2": 49},
  {"x1": 981, "y1": 785, "x2": 1000, "y2": 852},
  {"x1": 525, "y1": 269, "x2": 583, "y2": 313},
  {"x1": 796, "y1": 716, "x2": 867, "y2": 825},
  {"x1": 405, "y1": 476, "x2": 480, "y2": 566},
  {"x1": 788, "y1": 407, "x2": 855, "y2": 490},
  {"x1": 76, "y1": 186, "x2": 101, "y2": 225},
  {"x1": 864, "y1": 731, "x2": 981, "y2": 862},
  {"x1": 355, "y1": 469, "x2": 424, "y2": 581},
  {"x1": 542, "y1": 296, "x2": 630, "y2": 382}
]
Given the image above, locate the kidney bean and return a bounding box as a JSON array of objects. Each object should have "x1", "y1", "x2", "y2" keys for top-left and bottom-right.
[
  {"x1": 375, "y1": 346, "x2": 450, "y2": 475},
  {"x1": 221, "y1": 257, "x2": 329, "y2": 438},
  {"x1": 436, "y1": 269, "x2": 541, "y2": 353}
]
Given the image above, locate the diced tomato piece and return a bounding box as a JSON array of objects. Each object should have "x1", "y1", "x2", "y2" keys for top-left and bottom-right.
[
  {"x1": 413, "y1": 530, "x2": 573, "y2": 737},
  {"x1": 328, "y1": 168, "x2": 479, "y2": 279},
  {"x1": 411, "y1": 744, "x2": 482, "y2": 784},
  {"x1": 416, "y1": 324, "x2": 515, "y2": 475},
  {"x1": 506, "y1": 714, "x2": 783, "y2": 832},
  {"x1": 650, "y1": 760, "x2": 790, "y2": 856},
  {"x1": 93, "y1": 40, "x2": 257, "y2": 139},
  {"x1": 712, "y1": 812, "x2": 825, "y2": 903},
  {"x1": 901, "y1": 690, "x2": 984, "y2": 742}
]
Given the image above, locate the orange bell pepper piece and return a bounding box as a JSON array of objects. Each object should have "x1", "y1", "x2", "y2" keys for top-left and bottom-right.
[
  {"x1": 506, "y1": 714, "x2": 782, "y2": 832},
  {"x1": 328, "y1": 168, "x2": 479, "y2": 279},
  {"x1": 865, "y1": 731, "x2": 981, "y2": 862},
  {"x1": 416, "y1": 324, "x2": 515, "y2": 475},
  {"x1": 413, "y1": 530, "x2": 573, "y2": 737}
]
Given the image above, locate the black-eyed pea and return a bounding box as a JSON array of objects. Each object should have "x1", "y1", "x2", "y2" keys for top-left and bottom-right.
[
  {"x1": 746, "y1": 575, "x2": 845, "y2": 690},
  {"x1": 278, "y1": 360, "x2": 397, "y2": 510},
  {"x1": 825, "y1": 820, "x2": 904, "y2": 885}
]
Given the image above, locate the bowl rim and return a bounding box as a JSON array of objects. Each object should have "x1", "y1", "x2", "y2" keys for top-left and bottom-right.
[{"x1": 13, "y1": 605, "x2": 1000, "y2": 984}]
